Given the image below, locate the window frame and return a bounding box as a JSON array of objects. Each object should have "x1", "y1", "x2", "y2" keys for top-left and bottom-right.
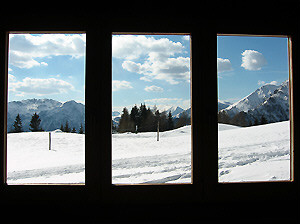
[{"x1": 0, "y1": 16, "x2": 298, "y2": 206}]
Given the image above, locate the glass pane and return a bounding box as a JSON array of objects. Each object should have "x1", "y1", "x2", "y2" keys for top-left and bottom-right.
[
  {"x1": 7, "y1": 33, "x2": 86, "y2": 184},
  {"x1": 218, "y1": 35, "x2": 291, "y2": 182},
  {"x1": 112, "y1": 34, "x2": 191, "y2": 184}
]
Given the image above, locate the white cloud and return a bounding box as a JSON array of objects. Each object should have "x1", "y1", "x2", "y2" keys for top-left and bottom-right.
[
  {"x1": 241, "y1": 50, "x2": 267, "y2": 71},
  {"x1": 258, "y1": 80, "x2": 278, "y2": 86},
  {"x1": 144, "y1": 97, "x2": 190, "y2": 110},
  {"x1": 217, "y1": 58, "x2": 233, "y2": 73},
  {"x1": 9, "y1": 34, "x2": 86, "y2": 69},
  {"x1": 144, "y1": 85, "x2": 163, "y2": 92},
  {"x1": 9, "y1": 77, "x2": 74, "y2": 96},
  {"x1": 112, "y1": 80, "x2": 133, "y2": 91},
  {"x1": 113, "y1": 35, "x2": 190, "y2": 84}
]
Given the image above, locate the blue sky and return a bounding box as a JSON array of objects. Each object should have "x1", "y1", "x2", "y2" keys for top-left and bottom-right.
[
  {"x1": 218, "y1": 35, "x2": 290, "y2": 103},
  {"x1": 8, "y1": 34, "x2": 86, "y2": 104},
  {"x1": 112, "y1": 35, "x2": 191, "y2": 112}
]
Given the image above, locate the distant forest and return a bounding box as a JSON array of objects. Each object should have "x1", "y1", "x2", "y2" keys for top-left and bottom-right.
[{"x1": 112, "y1": 103, "x2": 190, "y2": 133}]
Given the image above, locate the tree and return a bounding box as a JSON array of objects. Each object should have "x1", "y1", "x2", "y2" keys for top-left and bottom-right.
[
  {"x1": 231, "y1": 111, "x2": 248, "y2": 127},
  {"x1": 175, "y1": 112, "x2": 190, "y2": 128},
  {"x1": 118, "y1": 107, "x2": 134, "y2": 133},
  {"x1": 260, "y1": 115, "x2": 268, "y2": 125},
  {"x1": 60, "y1": 123, "x2": 64, "y2": 132},
  {"x1": 167, "y1": 111, "x2": 174, "y2": 130},
  {"x1": 64, "y1": 121, "x2": 71, "y2": 133},
  {"x1": 71, "y1": 127, "x2": 76, "y2": 133},
  {"x1": 12, "y1": 114, "x2": 23, "y2": 133},
  {"x1": 78, "y1": 123, "x2": 84, "y2": 134},
  {"x1": 29, "y1": 113, "x2": 43, "y2": 132},
  {"x1": 218, "y1": 110, "x2": 230, "y2": 124}
]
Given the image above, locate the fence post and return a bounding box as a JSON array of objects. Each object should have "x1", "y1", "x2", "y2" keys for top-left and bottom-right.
[
  {"x1": 49, "y1": 132, "x2": 51, "y2": 150},
  {"x1": 157, "y1": 120, "x2": 159, "y2": 141}
]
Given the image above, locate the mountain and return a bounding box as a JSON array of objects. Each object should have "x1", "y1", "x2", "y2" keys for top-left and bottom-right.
[
  {"x1": 166, "y1": 106, "x2": 184, "y2": 118},
  {"x1": 8, "y1": 99, "x2": 85, "y2": 132},
  {"x1": 221, "y1": 83, "x2": 279, "y2": 118},
  {"x1": 218, "y1": 80, "x2": 290, "y2": 126},
  {"x1": 218, "y1": 100, "x2": 231, "y2": 111},
  {"x1": 248, "y1": 80, "x2": 289, "y2": 123}
]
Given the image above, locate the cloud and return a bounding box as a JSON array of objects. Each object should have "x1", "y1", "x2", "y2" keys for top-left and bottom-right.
[
  {"x1": 241, "y1": 50, "x2": 267, "y2": 71},
  {"x1": 112, "y1": 80, "x2": 133, "y2": 91},
  {"x1": 258, "y1": 80, "x2": 278, "y2": 86},
  {"x1": 144, "y1": 97, "x2": 190, "y2": 110},
  {"x1": 112, "y1": 35, "x2": 183, "y2": 60},
  {"x1": 113, "y1": 35, "x2": 190, "y2": 84},
  {"x1": 217, "y1": 58, "x2": 233, "y2": 73},
  {"x1": 9, "y1": 34, "x2": 86, "y2": 69},
  {"x1": 144, "y1": 85, "x2": 163, "y2": 92},
  {"x1": 9, "y1": 77, "x2": 74, "y2": 96}
]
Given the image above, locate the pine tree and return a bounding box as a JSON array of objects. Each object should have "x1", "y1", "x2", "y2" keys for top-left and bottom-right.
[
  {"x1": 71, "y1": 127, "x2": 76, "y2": 133},
  {"x1": 12, "y1": 113, "x2": 23, "y2": 133},
  {"x1": 64, "y1": 121, "x2": 71, "y2": 133},
  {"x1": 167, "y1": 111, "x2": 174, "y2": 130},
  {"x1": 118, "y1": 107, "x2": 134, "y2": 133},
  {"x1": 260, "y1": 115, "x2": 268, "y2": 125},
  {"x1": 175, "y1": 112, "x2": 189, "y2": 128},
  {"x1": 29, "y1": 113, "x2": 43, "y2": 132},
  {"x1": 78, "y1": 123, "x2": 84, "y2": 134},
  {"x1": 60, "y1": 123, "x2": 64, "y2": 132}
]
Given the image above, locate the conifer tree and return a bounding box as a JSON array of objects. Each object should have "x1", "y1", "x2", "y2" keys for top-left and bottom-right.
[
  {"x1": 64, "y1": 121, "x2": 71, "y2": 133},
  {"x1": 13, "y1": 113, "x2": 23, "y2": 133},
  {"x1": 60, "y1": 123, "x2": 64, "y2": 132},
  {"x1": 167, "y1": 111, "x2": 174, "y2": 130},
  {"x1": 260, "y1": 115, "x2": 268, "y2": 125},
  {"x1": 71, "y1": 127, "x2": 76, "y2": 133},
  {"x1": 29, "y1": 113, "x2": 43, "y2": 132},
  {"x1": 79, "y1": 123, "x2": 84, "y2": 134},
  {"x1": 118, "y1": 107, "x2": 134, "y2": 133}
]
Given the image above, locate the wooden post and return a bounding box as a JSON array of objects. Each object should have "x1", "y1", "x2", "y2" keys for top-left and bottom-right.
[
  {"x1": 49, "y1": 132, "x2": 51, "y2": 150},
  {"x1": 157, "y1": 120, "x2": 159, "y2": 141}
]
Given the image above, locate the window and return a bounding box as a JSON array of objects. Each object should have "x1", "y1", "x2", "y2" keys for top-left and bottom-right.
[
  {"x1": 0, "y1": 15, "x2": 298, "y2": 210},
  {"x1": 6, "y1": 32, "x2": 86, "y2": 184},
  {"x1": 111, "y1": 34, "x2": 192, "y2": 184},
  {"x1": 217, "y1": 35, "x2": 293, "y2": 183}
]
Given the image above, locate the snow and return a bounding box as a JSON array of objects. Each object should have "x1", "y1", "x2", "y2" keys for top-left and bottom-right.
[
  {"x1": 218, "y1": 121, "x2": 290, "y2": 182},
  {"x1": 6, "y1": 121, "x2": 291, "y2": 184}
]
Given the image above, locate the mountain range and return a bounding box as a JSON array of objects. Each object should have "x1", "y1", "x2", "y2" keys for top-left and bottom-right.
[
  {"x1": 220, "y1": 80, "x2": 290, "y2": 125},
  {"x1": 7, "y1": 99, "x2": 85, "y2": 132}
]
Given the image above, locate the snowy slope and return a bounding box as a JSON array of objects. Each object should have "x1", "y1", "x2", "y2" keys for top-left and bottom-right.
[
  {"x1": 219, "y1": 121, "x2": 290, "y2": 182},
  {"x1": 7, "y1": 121, "x2": 290, "y2": 184}
]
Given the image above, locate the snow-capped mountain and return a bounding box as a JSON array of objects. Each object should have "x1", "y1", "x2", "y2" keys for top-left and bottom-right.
[
  {"x1": 7, "y1": 99, "x2": 85, "y2": 132},
  {"x1": 248, "y1": 80, "x2": 289, "y2": 123},
  {"x1": 166, "y1": 106, "x2": 184, "y2": 118},
  {"x1": 221, "y1": 83, "x2": 279, "y2": 118},
  {"x1": 218, "y1": 100, "x2": 231, "y2": 111}
]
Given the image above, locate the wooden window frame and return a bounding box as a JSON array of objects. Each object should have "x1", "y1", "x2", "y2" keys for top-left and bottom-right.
[{"x1": 0, "y1": 16, "x2": 298, "y2": 208}]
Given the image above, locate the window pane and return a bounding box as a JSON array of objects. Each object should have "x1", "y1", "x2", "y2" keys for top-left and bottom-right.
[
  {"x1": 218, "y1": 35, "x2": 291, "y2": 182},
  {"x1": 112, "y1": 34, "x2": 191, "y2": 184},
  {"x1": 7, "y1": 33, "x2": 86, "y2": 184}
]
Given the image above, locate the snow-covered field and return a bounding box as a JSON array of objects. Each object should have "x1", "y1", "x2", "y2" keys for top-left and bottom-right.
[{"x1": 7, "y1": 121, "x2": 291, "y2": 184}]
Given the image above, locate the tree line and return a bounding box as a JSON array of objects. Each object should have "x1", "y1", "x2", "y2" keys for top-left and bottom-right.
[
  {"x1": 218, "y1": 110, "x2": 268, "y2": 127},
  {"x1": 113, "y1": 103, "x2": 190, "y2": 133},
  {"x1": 9, "y1": 113, "x2": 84, "y2": 134}
]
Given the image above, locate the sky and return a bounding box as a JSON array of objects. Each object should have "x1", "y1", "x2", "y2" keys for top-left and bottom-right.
[
  {"x1": 218, "y1": 35, "x2": 290, "y2": 103},
  {"x1": 112, "y1": 35, "x2": 191, "y2": 112},
  {"x1": 8, "y1": 33, "x2": 86, "y2": 104}
]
